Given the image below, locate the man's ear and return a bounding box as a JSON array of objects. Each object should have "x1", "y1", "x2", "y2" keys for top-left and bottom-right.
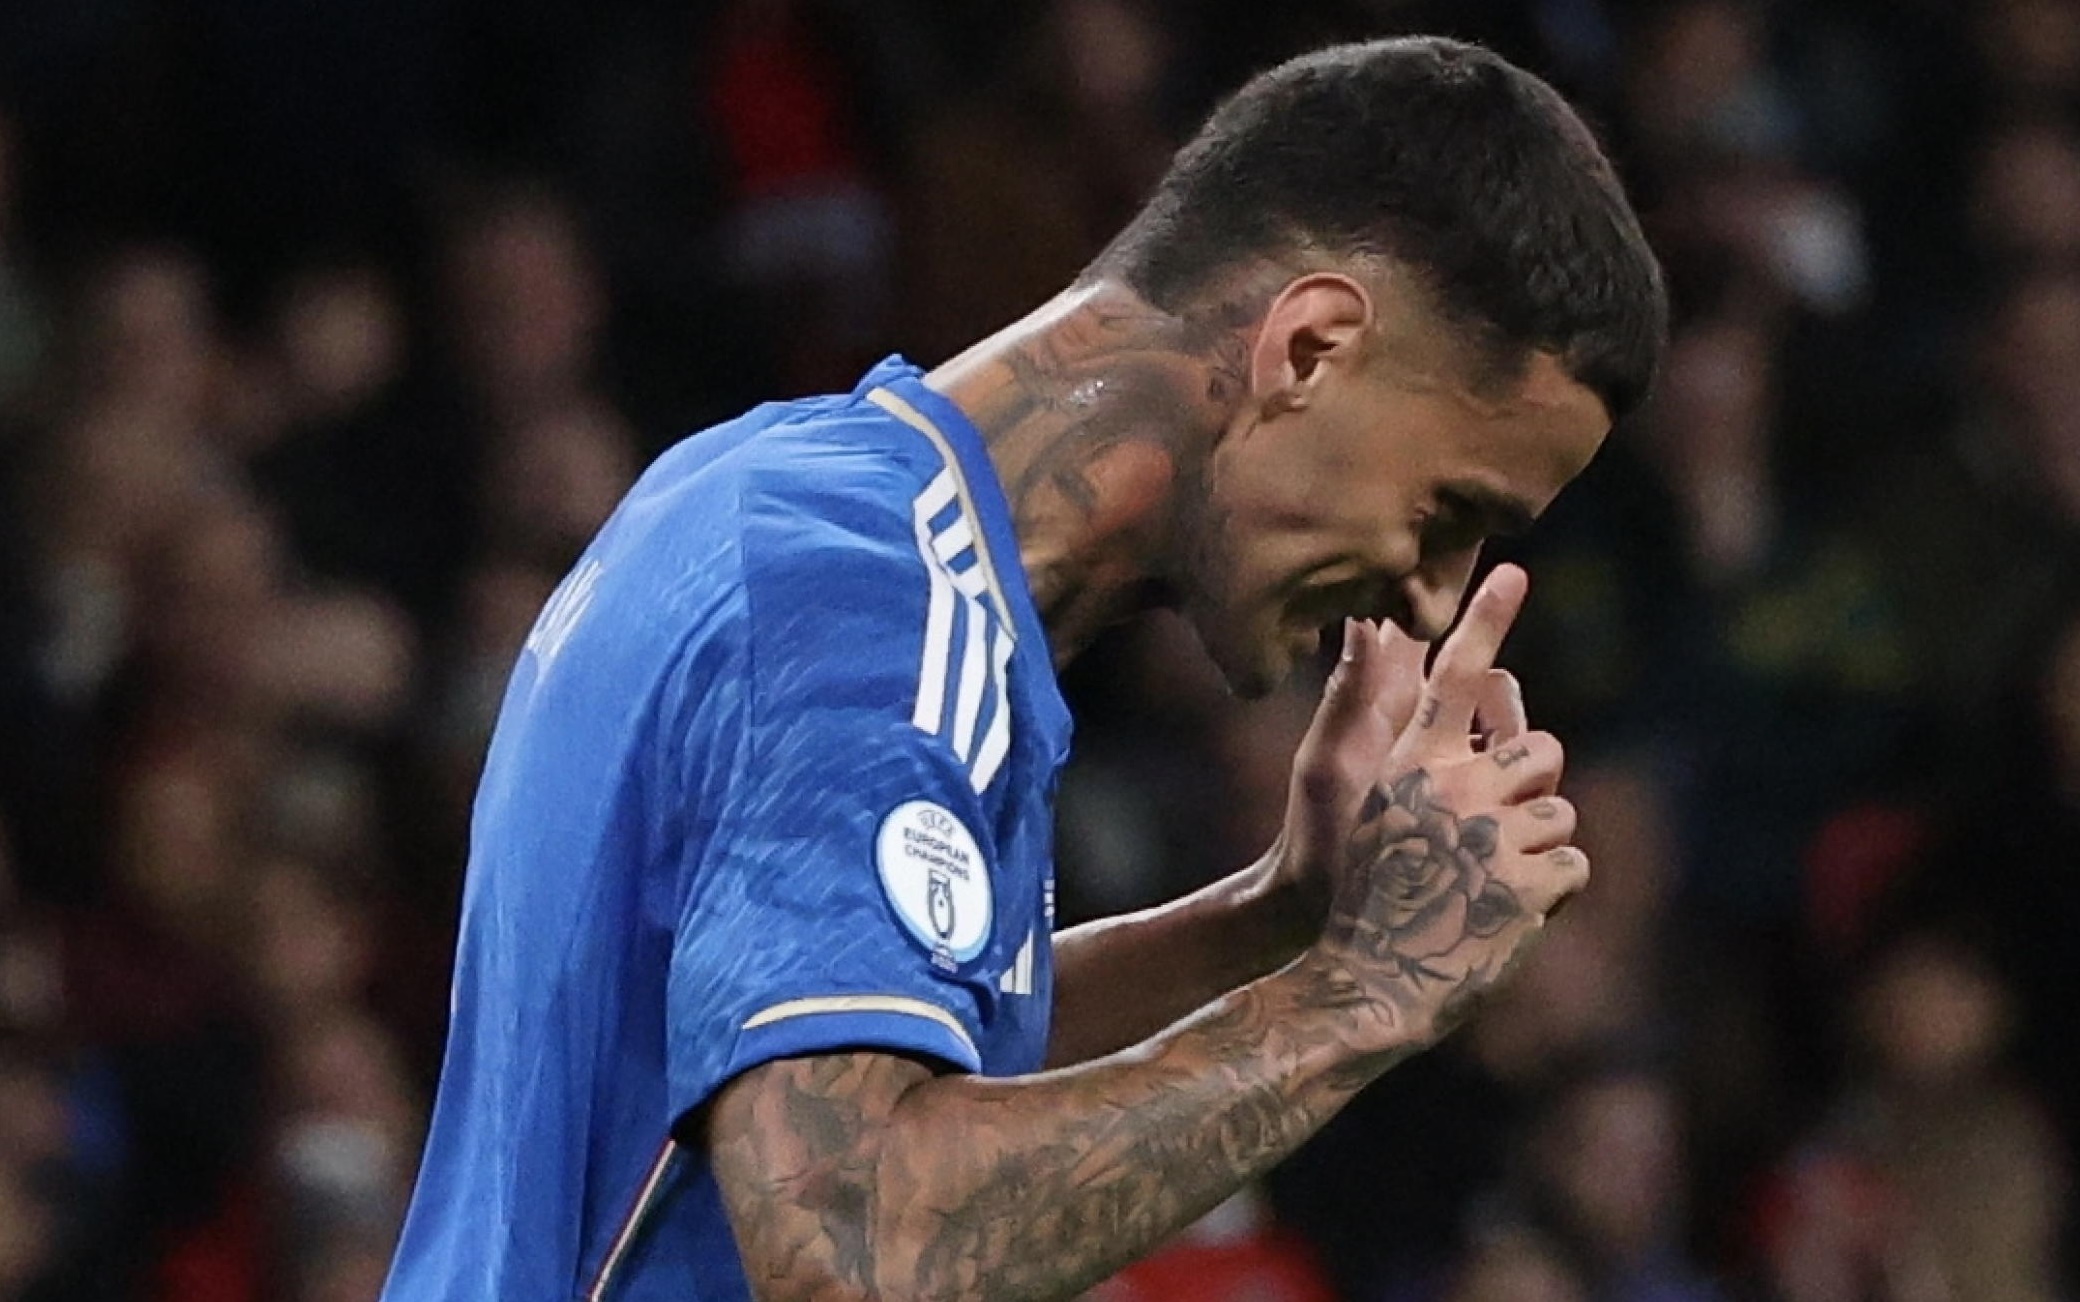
[{"x1": 1248, "y1": 273, "x2": 1373, "y2": 418}]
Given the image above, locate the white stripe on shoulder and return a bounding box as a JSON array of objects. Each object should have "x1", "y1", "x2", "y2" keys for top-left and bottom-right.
[
  {"x1": 867, "y1": 387, "x2": 1013, "y2": 626},
  {"x1": 970, "y1": 617, "x2": 1016, "y2": 792},
  {"x1": 930, "y1": 515, "x2": 976, "y2": 566},
  {"x1": 915, "y1": 467, "x2": 957, "y2": 522},
  {"x1": 911, "y1": 494, "x2": 957, "y2": 736},
  {"x1": 949, "y1": 593, "x2": 991, "y2": 759},
  {"x1": 903, "y1": 436, "x2": 1016, "y2": 779},
  {"x1": 947, "y1": 562, "x2": 990, "y2": 601}
]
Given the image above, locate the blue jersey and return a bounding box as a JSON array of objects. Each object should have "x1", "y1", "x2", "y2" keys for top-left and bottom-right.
[{"x1": 381, "y1": 358, "x2": 1073, "y2": 1301}]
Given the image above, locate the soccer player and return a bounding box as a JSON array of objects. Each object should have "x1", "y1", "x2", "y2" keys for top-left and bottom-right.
[{"x1": 380, "y1": 35, "x2": 1665, "y2": 1302}]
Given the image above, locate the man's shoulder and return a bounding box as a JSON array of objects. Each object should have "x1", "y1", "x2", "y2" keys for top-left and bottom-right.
[
  {"x1": 661, "y1": 391, "x2": 944, "y2": 554},
  {"x1": 581, "y1": 393, "x2": 941, "y2": 636}
]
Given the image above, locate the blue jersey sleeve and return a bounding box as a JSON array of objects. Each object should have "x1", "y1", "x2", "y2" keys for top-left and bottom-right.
[{"x1": 663, "y1": 465, "x2": 1020, "y2": 1119}]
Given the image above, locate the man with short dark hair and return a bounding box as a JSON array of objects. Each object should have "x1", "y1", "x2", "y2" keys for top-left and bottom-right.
[{"x1": 380, "y1": 36, "x2": 1667, "y2": 1302}]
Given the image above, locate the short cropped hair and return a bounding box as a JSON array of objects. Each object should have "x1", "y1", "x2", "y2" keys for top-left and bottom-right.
[{"x1": 1088, "y1": 37, "x2": 1667, "y2": 423}]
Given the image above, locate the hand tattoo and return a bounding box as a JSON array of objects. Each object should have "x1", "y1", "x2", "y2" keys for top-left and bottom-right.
[{"x1": 1320, "y1": 769, "x2": 1527, "y2": 1037}]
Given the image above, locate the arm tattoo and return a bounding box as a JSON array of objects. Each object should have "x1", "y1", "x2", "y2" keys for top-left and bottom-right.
[
  {"x1": 708, "y1": 771, "x2": 1544, "y2": 1302},
  {"x1": 711, "y1": 1055, "x2": 901, "y2": 1298},
  {"x1": 708, "y1": 958, "x2": 1398, "y2": 1302},
  {"x1": 707, "y1": 771, "x2": 1542, "y2": 1301}
]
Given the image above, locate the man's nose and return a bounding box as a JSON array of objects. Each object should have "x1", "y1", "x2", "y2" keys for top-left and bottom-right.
[
  {"x1": 1400, "y1": 561, "x2": 1478, "y2": 642},
  {"x1": 1400, "y1": 585, "x2": 1458, "y2": 642}
]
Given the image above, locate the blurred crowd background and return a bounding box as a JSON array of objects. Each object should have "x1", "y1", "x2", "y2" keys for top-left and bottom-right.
[{"x1": 0, "y1": 0, "x2": 2077, "y2": 1299}]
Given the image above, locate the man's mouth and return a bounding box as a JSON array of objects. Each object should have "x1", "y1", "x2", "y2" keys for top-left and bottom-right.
[{"x1": 1298, "y1": 582, "x2": 1410, "y2": 636}]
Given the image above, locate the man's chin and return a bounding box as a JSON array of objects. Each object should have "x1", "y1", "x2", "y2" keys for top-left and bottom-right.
[
  {"x1": 1222, "y1": 665, "x2": 1280, "y2": 701},
  {"x1": 1175, "y1": 605, "x2": 1305, "y2": 701},
  {"x1": 1210, "y1": 637, "x2": 1307, "y2": 702}
]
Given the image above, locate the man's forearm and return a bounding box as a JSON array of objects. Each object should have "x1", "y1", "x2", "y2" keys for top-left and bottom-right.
[
  {"x1": 1044, "y1": 858, "x2": 1319, "y2": 1067},
  {"x1": 712, "y1": 711, "x2": 1582, "y2": 1302},
  {"x1": 709, "y1": 952, "x2": 1410, "y2": 1302}
]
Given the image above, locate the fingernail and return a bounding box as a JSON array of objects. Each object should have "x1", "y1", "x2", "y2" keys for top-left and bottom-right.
[{"x1": 1341, "y1": 618, "x2": 1360, "y2": 662}]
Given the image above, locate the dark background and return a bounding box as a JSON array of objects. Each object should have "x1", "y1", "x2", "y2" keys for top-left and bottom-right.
[{"x1": 1, "y1": 1, "x2": 2076, "y2": 1299}]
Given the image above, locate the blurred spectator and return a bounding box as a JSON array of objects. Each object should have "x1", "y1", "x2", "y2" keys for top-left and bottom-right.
[
  {"x1": 68, "y1": 246, "x2": 221, "y2": 434},
  {"x1": 478, "y1": 395, "x2": 637, "y2": 570},
  {"x1": 1753, "y1": 930, "x2": 2067, "y2": 1302},
  {"x1": 1092, "y1": 1189, "x2": 1338, "y2": 1302},
  {"x1": 1655, "y1": 162, "x2": 1870, "y2": 319},
  {"x1": 1851, "y1": 594, "x2": 2080, "y2": 1280},
  {"x1": 245, "y1": 588, "x2": 416, "y2": 733},
  {"x1": 1623, "y1": 0, "x2": 1802, "y2": 169},
  {"x1": 0, "y1": 109, "x2": 48, "y2": 413},
  {"x1": 0, "y1": 816, "x2": 61, "y2": 1039},
  {"x1": 1443, "y1": 1229, "x2": 1589, "y2": 1302},
  {"x1": 705, "y1": 0, "x2": 894, "y2": 391},
  {"x1": 1855, "y1": 268, "x2": 2080, "y2": 750},
  {"x1": 243, "y1": 258, "x2": 438, "y2": 613},
  {"x1": 0, "y1": 1158, "x2": 57, "y2": 1300},
  {"x1": 1638, "y1": 306, "x2": 1913, "y2": 922},
  {"x1": 243, "y1": 856, "x2": 376, "y2": 1026},
  {"x1": 1974, "y1": 0, "x2": 2080, "y2": 112},
  {"x1": 1492, "y1": 438, "x2": 1692, "y2": 754},
  {"x1": 1488, "y1": 1057, "x2": 1724, "y2": 1302},
  {"x1": 1970, "y1": 116, "x2": 2080, "y2": 265},
  {"x1": 896, "y1": 0, "x2": 1177, "y2": 363},
  {"x1": 271, "y1": 1011, "x2": 417, "y2": 1302},
  {"x1": 443, "y1": 183, "x2": 604, "y2": 424},
  {"x1": 18, "y1": 246, "x2": 229, "y2": 731}
]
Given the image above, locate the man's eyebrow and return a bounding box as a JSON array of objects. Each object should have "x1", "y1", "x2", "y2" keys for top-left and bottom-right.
[{"x1": 1446, "y1": 481, "x2": 1538, "y2": 538}]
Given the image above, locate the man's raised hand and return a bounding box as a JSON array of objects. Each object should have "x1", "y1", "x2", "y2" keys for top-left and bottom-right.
[
  {"x1": 1273, "y1": 608, "x2": 1430, "y2": 915},
  {"x1": 1307, "y1": 565, "x2": 1588, "y2": 1049}
]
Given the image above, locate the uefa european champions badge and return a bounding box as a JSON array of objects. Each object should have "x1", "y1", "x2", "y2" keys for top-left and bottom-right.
[{"x1": 876, "y1": 800, "x2": 992, "y2": 972}]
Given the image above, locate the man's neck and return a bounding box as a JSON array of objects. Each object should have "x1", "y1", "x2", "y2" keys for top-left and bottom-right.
[{"x1": 926, "y1": 278, "x2": 1261, "y2": 667}]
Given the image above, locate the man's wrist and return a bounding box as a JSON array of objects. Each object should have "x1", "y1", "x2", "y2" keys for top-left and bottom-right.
[
  {"x1": 1232, "y1": 847, "x2": 1327, "y2": 971},
  {"x1": 1278, "y1": 946, "x2": 1424, "y2": 1073}
]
